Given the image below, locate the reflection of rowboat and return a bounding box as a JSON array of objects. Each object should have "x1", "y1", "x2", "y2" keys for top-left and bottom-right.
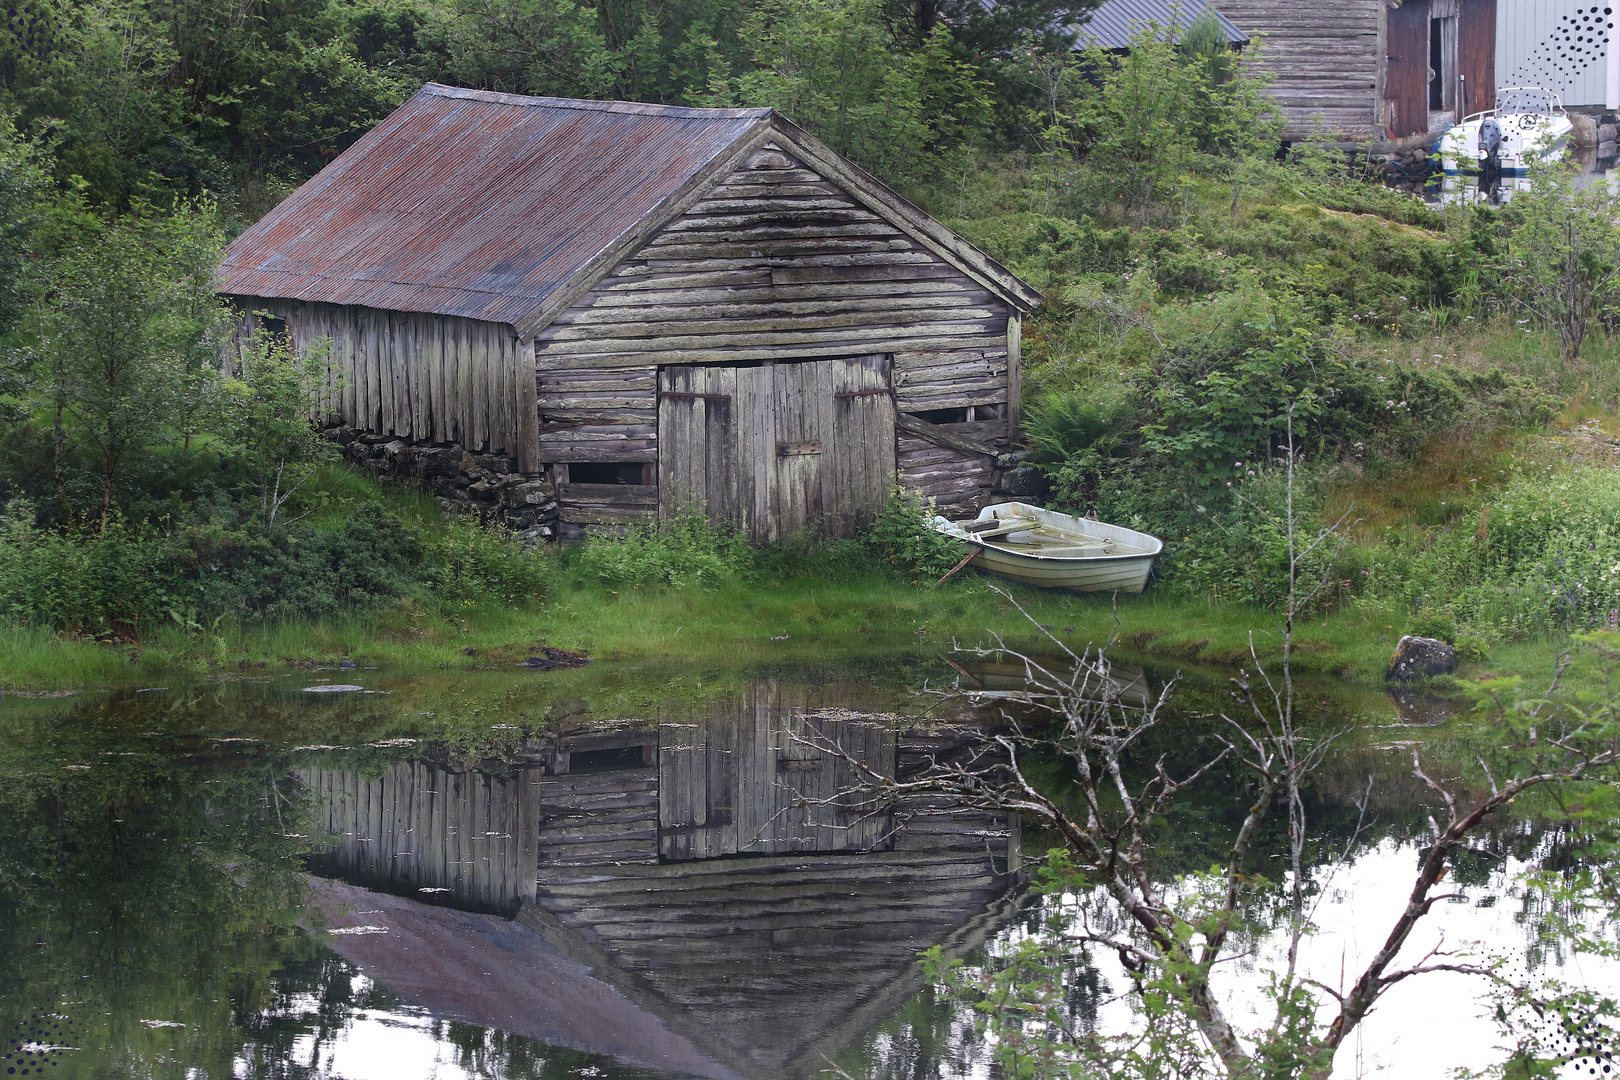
[
  {"x1": 957, "y1": 659, "x2": 1153, "y2": 707},
  {"x1": 929, "y1": 502, "x2": 1163, "y2": 593}
]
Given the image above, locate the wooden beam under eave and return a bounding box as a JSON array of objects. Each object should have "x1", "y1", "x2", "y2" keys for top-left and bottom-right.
[
  {"x1": 1006, "y1": 314, "x2": 1022, "y2": 440},
  {"x1": 517, "y1": 338, "x2": 541, "y2": 475}
]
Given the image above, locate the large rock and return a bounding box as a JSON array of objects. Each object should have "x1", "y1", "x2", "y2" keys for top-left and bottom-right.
[
  {"x1": 996, "y1": 466, "x2": 1049, "y2": 499},
  {"x1": 1386, "y1": 635, "x2": 1457, "y2": 683},
  {"x1": 1570, "y1": 112, "x2": 1600, "y2": 148}
]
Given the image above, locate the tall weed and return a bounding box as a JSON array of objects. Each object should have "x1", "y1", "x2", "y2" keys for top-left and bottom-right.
[
  {"x1": 572, "y1": 515, "x2": 753, "y2": 589},
  {"x1": 1366, "y1": 467, "x2": 1620, "y2": 636}
]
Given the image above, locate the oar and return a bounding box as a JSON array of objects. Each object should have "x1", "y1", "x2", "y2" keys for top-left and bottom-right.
[
  {"x1": 932, "y1": 545, "x2": 980, "y2": 589},
  {"x1": 962, "y1": 517, "x2": 1039, "y2": 539}
]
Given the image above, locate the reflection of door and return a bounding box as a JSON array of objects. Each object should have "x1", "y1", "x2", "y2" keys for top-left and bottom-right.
[
  {"x1": 1387, "y1": 0, "x2": 1432, "y2": 137},
  {"x1": 657, "y1": 356, "x2": 895, "y2": 540},
  {"x1": 657, "y1": 710, "x2": 898, "y2": 861}
]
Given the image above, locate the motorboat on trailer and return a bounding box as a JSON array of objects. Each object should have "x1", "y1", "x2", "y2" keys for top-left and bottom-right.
[
  {"x1": 929, "y1": 502, "x2": 1163, "y2": 593},
  {"x1": 1437, "y1": 87, "x2": 1574, "y2": 203}
]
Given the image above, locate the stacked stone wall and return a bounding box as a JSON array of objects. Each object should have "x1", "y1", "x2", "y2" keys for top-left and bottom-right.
[{"x1": 325, "y1": 426, "x2": 559, "y2": 542}]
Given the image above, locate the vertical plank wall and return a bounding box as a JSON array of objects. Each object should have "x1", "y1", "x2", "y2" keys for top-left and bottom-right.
[
  {"x1": 535, "y1": 143, "x2": 1014, "y2": 530},
  {"x1": 229, "y1": 298, "x2": 540, "y2": 473},
  {"x1": 299, "y1": 760, "x2": 543, "y2": 914}
]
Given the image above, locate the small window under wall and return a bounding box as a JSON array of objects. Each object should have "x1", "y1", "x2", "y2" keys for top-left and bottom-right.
[
  {"x1": 255, "y1": 312, "x2": 288, "y2": 338},
  {"x1": 911, "y1": 404, "x2": 1006, "y2": 425},
  {"x1": 561, "y1": 462, "x2": 651, "y2": 485},
  {"x1": 567, "y1": 746, "x2": 649, "y2": 772}
]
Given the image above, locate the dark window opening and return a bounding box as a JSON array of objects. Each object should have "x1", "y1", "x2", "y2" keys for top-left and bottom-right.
[
  {"x1": 257, "y1": 314, "x2": 288, "y2": 338},
  {"x1": 567, "y1": 746, "x2": 647, "y2": 772},
  {"x1": 911, "y1": 404, "x2": 1005, "y2": 425},
  {"x1": 1430, "y1": 19, "x2": 1444, "y2": 110},
  {"x1": 568, "y1": 462, "x2": 646, "y2": 485},
  {"x1": 912, "y1": 407, "x2": 971, "y2": 425}
]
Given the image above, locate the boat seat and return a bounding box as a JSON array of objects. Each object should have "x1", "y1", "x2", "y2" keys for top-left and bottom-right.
[{"x1": 1001, "y1": 544, "x2": 1115, "y2": 557}]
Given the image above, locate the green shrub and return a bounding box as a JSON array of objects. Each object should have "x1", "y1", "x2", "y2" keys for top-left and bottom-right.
[
  {"x1": 863, "y1": 493, "x2": 969, "y2": 581},
  {"x1": 573, "y1": 514, "x2": 753, "y2": 589},
  {"x1": 1366, "y1": 468, "x2": 1620, "y2": 638},
  {"x1": 0, "y1": 504, "x2": 173, "y2": 634},
  {"x1": 0, "y1": 495, "x2": 551, "y2": 635},
  {"x1": 427, "y1": 516, "x2": 548, "y2": 605}
]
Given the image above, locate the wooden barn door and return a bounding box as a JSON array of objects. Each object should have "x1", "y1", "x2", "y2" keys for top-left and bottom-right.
[
  {"x1": 658, "y1": 357, "x2": 895, "y2": 541},
  {"x1": 1386, "y1": 0, "x2": 1432, "y2": 137},
  {"x1": 657, "y1": 364, "x2": 743, "y2": 525},
  {"x1": 826, "y1": 355, "x2": 896, "y2": 536},
  {"x1": 1458, "y1": 0, "x2": 1495, "y2": 118}
]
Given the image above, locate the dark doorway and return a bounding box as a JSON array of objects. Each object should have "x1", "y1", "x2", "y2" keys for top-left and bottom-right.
[{"x1": 1430, "y1": 18, "x2": 1446, "y2": 109}]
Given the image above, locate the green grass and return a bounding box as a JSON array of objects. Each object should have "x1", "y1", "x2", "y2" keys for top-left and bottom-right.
[{"x1": 0, "y1": 566, "x2": 1572, "y2": 694}]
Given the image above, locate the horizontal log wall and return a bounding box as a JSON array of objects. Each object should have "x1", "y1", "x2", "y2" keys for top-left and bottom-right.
[
  {"x1": 536, "y1": 145, "x2": 1012, "y2": 527},
  {"x1": 1218, "y1": 0, "x2": 1384, "y2": 139},
  {"x1": 900, "y1": 423, "x2": 1000, "y2": 507},
  {"x1": 230, "y1": 297, "x2": 539, "y2": 472}
]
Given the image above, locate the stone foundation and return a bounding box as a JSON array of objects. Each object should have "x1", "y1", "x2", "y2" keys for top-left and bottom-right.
[{"x1": 326, "y1": 427, "x2": 559, "y2": 542}]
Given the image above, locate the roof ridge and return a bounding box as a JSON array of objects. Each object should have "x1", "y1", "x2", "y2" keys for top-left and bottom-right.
[{"x1": 419, "y1": 83, "x2": 774, "y2": 120}]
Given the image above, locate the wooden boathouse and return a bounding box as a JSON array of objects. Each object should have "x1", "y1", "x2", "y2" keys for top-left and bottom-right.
[{"x1": 217, "y1": 83, "x2": 1042, "y2": 540}]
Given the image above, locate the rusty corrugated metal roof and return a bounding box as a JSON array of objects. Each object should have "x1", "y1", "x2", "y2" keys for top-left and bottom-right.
[{"x1": 216, "y1": 84, "x2": 772, "y2": 327}]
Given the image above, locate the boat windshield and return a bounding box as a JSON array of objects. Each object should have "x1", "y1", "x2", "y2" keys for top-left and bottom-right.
[{"x1": 1496, "y1": 87, "x2": 1560, "y2": 115}]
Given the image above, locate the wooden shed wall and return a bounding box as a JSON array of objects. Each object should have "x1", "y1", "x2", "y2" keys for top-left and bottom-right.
[
  {"x1": 300, "y1": 760, "x2": 542, "y2": 915},
  {"x1": 1217, "y1": 0, "x2": 1385, "y2": 139},
  {"x1": 229, "y1": 298, "x2": 540, "y2": 472},
  {"x1": 533, "y1": 145, "x2": 1016, "y2": 529}
]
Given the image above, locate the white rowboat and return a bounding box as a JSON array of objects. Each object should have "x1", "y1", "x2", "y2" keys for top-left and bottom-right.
[{"x1": 930, "y1": 502, "x2": 1163, "y2": 593}]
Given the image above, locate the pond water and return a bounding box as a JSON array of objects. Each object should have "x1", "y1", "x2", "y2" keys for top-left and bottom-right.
[{"x1": 0, "y1": 659, "x2": 1613, "y2": 1080}]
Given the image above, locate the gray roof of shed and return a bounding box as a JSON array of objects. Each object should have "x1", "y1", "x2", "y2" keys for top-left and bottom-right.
[
  {"x1": 217, "y1": 83, "x2": 1041, "y2": 332},
  {"x1": 1075, "y1": 0, "x2": 1247, "y2": 48}
]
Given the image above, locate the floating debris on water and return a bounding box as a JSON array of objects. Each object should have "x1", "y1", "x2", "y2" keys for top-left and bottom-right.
[
  {"x1": 518, "y1": 647, "x2": 588, "y2": 671},
  {"x1": 327, "y1": 925, "x2": 388, "y2": 936},
  {"x1": 302, "y1": 685, "x2": 365, "y2": 693}
]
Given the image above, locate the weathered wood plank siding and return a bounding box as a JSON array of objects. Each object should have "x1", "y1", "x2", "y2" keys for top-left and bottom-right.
[
  {"x1": 1218, "y1": 0, "x2": 1385, "y2": 139},
  {"x1": 536, "y1": 146, "x2": 1013, "y2": 527},
  {"x1": 229, "y1": 298, "x2": 538, "y2": 471},
  {"x1": 299, "y1": 760, "x2": 543, "y2": 915}
]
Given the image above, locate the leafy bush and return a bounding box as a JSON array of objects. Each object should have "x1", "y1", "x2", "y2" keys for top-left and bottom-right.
[
  {"x1": 0, "y1": 506, "x2": 173, "y2": 634},
  {"x1": 427, "y1": 516, "x2": 549, "y2": 605},
  {"x1": 1366, "y1": 468, "x2": 1620, "y2": 637},
  {"x1": 0, "y1": 496, "x2": 550, "y2": 636},
  {"x1": 572, "y1": 514, "x2": 753, "y2": 589},
  {"x1": 863, "y1": 493, "x2": 968, "y2": 581}
]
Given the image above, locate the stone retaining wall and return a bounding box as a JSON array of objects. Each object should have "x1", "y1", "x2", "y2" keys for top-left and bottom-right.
[{"x1": 326, "y1": 427, "x2": 558, "y2": 542}]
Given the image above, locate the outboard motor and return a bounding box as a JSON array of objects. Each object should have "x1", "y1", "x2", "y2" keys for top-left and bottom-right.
[{"x1": 1478, "y1": 116, "x2": 1504, "y2": 202}]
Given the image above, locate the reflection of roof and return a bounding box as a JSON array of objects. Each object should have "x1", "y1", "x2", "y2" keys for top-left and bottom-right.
[
  {"x1": 1076, "y1": 0, "x2": 1248, "y2": 49},
  {"x1": 306, "y1": 877, "x2": 739, "y2": 1080}
]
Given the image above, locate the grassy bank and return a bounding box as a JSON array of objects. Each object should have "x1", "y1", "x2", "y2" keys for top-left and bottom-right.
[{"x1": 0, "y1": 565, "x2": 1570, "y2": 694}]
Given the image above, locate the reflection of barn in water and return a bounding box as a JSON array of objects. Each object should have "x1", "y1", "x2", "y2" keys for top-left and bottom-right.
[{"x1": 299, "y1": 682, "x2": 1025, "y2": 1079}]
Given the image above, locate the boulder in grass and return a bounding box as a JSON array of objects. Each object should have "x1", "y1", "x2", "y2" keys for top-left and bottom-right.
[{"x1": 1385, "y1": 636, "x2": 1457, "y2": 683}]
